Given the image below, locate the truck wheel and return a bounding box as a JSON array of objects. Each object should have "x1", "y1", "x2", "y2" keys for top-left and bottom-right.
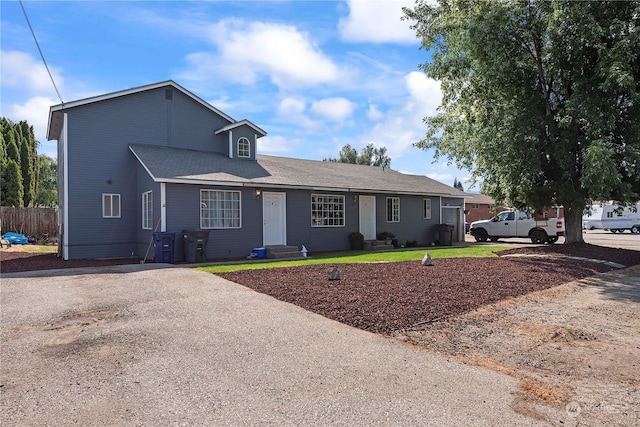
[
  {"x1": 530, "y1": 230, "x2": 547, "y2": 244},
  {"x1": 610, "y1": 229, "x2": 618, "y2": 233},
  {"x1": 631, "y1": 225, "x2": 640, "y2": 234},
  {"x1": 547, "y1": 236, "x2": 558, "y2": 244},
  {"x1": 474, "y1": 229, "x2": 488, "y2": 242}
]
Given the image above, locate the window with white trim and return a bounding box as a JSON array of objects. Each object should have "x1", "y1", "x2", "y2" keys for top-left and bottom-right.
[
  {"x1": 103, "y1": 193, "x2": 121, "y2": 218},
  {"x1": 423, "y1": 198, "x2": 432, "y2": 219},
  {"x1": 142, "y1": 191, "x2": 152, "y2": 229},
  {"x1": 200, "y1": 190, "x2": 241, "y2": 228},
  {"x1": 386, "y1": 197, "x2": 400, "y2": 222},
  {"x1": 472, "y1": 203, "x2": 479, "y2": 209},
  {"x1": 311, "y1": 194, "x2": 344, "y2": 227},
  {"x1": 238, "y1": 137, "x2": 250, "y2": 158}
]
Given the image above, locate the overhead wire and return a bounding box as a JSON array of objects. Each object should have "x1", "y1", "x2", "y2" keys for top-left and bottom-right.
[{"x1": 19, "y1": 0, "x2": 64, "y2": 106}]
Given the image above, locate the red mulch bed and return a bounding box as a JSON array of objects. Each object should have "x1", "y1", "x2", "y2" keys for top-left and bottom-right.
[{"x1": 3, "y1": 243, "x2": 638, "y2": 335}]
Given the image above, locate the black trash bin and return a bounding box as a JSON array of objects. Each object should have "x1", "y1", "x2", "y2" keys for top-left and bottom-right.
[
  {"x1": 182, "y1": 230, "x2": 210, "y2": 263},
  {"x1": 437, "y1": 224, "x2": 454, "y2": 246},
  {"x1": 153, "y1": 232, "x2": 176, "y2": 263}
]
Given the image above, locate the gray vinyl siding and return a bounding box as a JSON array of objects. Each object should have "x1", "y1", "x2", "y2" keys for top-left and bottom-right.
[
  {"x1": 164, "y1": 184, "x2": 263, "y2": 261},
  {"x1": 136, "y1": 162, "x2": 160, "y2": 258},
  {"x1": 375, "y1": 195, "x2": 442, "y2": 246},
  {"x1": 231, "y1": 125, "x2": 258, "y2": 160},
  {"x1": 62, "y1": 85, "x2": 231, "y2": 259},
  {"x1": 284, "y1": 189, "x2": 357, "y2": 253}
]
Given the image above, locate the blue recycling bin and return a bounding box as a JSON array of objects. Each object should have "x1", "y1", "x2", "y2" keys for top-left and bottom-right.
[{"x1": 153, "y1": 232, "x2": 176, "y2": 263}]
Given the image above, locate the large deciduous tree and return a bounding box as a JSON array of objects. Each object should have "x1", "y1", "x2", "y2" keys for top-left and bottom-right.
[{"x1": 403, "y1": 0, "x2": 640, "y2": 243}]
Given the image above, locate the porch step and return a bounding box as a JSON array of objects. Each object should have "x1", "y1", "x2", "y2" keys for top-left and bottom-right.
[
  {"x1": 265, "y1": 245, "x2": 305, "y2": 259},
  {"x1": 363, "y1": 240, "x2": 394, "y2": 251}
]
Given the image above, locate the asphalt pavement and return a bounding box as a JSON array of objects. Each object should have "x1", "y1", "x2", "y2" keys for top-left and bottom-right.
[{"x1": 1, "y1": 264, "x2": 544, "y2": 426}]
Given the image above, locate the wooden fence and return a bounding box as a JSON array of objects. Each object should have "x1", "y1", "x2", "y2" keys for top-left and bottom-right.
[{"x1": 0, "y1": 207, "x2": 58, "y2": 240}]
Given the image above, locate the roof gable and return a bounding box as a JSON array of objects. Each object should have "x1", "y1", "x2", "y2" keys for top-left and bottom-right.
[
  {"x1": 215, "y1": 119, "x2": 266, "y2": 138},
  {"x1": 47, "y1": 81, "x2": 261, "y2": 141}
]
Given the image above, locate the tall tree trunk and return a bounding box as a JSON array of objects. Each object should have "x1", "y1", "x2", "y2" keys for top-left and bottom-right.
[{"x1": 563, "y1": 206, "x2": 585, "y2": 244}]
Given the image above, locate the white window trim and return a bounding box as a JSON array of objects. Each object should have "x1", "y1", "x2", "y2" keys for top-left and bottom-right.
[
  {"x1": 142, "y1": 190, "x2": 152, "y2": 230},
  {"x1": 423, "y1": 198, "x2": 432, "y2": 220},
  {"x1": 238, "y1": 137, "x2": 250, "y2": 158},
  {"x1": 311, "y1": 194, "x2": 345, "y2": 227},
  {"x1": 386, "y1": 197, "x2": 400, "y2": 223},
  {"x1": 200, "y1": 189, "x2": 242, "y2": 229},
  {"x1": 102, "y1": 193, "x2": 121, "y2": 218}
]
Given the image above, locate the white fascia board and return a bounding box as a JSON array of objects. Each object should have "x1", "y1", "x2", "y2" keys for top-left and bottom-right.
[
  {"x1": 128, "y1": 146, "x2": 157, "y2": 180},
  {"x1": 155, "y1": 178, "x2": 244, "y2": 186}
]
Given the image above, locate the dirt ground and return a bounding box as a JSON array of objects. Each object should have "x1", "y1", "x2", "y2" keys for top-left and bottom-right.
[
  {"x1": 2, "y1": 243, "x2": 639, "y2": 425},
  {"x1": 393, "y1": 266, "x2": 640, "y2": 426}
]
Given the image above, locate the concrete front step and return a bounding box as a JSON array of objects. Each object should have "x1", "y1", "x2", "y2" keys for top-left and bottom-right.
[
  {"x1": 265, "y1": 245, "x2": 305, "y2": 259},
  {"x1": 363, "y1": 240, "x2": 394, "y2": 251}
]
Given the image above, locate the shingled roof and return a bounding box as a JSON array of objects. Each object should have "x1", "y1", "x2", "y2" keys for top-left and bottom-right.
[{"x1": 130, "y1": 144, "x2": 465, "y2": 197}]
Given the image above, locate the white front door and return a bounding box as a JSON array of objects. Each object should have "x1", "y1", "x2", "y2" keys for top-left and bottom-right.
[
  {"x1": 263, "y1": 192, "x2": 286, "y2": 246},
  {"x1": 359, "y1": 195, "x2": 376, "y2": 240}
]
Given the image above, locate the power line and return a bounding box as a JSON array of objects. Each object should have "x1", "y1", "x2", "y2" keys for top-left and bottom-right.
[{"x1": 19, "y1": 0, "x2": 64, "y2": 106}]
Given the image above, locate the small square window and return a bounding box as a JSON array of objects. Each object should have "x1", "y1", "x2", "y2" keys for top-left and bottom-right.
[{"x1": 103, "y1": 193, "x2": 121, "y2": 218}]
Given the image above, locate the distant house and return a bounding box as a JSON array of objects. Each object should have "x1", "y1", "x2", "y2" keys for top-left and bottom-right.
[
  {"x1": 464, "y1": 193, "x2": 499, "y2": 224},
  {"x1": 47, "y1": 81, "x2": 466, "y2": 261},
  {"x1": 464, "y1": 193, "x2": 564, "y2": 225}
]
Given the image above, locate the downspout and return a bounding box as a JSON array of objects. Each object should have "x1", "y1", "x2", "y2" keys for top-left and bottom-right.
[
  {"x1": 161, "y1": 182, "x2": 166, "y2": 232},
  {"x1": 228, "y1": 130, "x2": 233, "y2": 159}
]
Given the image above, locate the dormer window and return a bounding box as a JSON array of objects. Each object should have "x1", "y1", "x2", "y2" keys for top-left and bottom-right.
[{"x1": 238, "y1": 137, "x2": 250, "y2": 158}]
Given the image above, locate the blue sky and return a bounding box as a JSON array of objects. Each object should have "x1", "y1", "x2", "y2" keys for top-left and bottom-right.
[{"x1": 1, "y1": 0, "x2": 474, "y2": 189}]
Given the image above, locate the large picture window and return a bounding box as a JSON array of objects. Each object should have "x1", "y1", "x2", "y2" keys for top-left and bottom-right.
[
  {"x1": 238, "y1": 137, "x2": 250, "y2": 158},
  {"x1": 311, "y1": 194, "x2": 344, "y2": 227},
  {"x1": 142, "y1": 191, "x2": 152, "y2": 229},
  {"x1": 103, "y1": 193, "x2": 121, "y2": 218},
  {"x1": 423, "y1": 198, "x2": 432, "y2": 219},
  {"x1": 201, "y1": 190, "x2": 241, "y2": 228},
  {"x1": 386, "y1": 197, "x2": 400, "y2": 222}
]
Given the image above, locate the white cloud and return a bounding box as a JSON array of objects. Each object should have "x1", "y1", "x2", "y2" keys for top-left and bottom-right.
[
  {"x1": 274, "y1": 97, "x2": 317, "y2": 129},
  {"x1": 339, "y1": 0, "x2": 417, "y2": 44},
  {"x1": 310, "y1": 97, "x2": 355, "y2": 122},
  {"x1": 357, "y1": 71, "x2": 441, "y2": 161},
  {"x1": 0, "y1": 50, "x2": 64, "y2": 97},
  {"x1": 6, "y1": 96, "x2": 56, "y2": 142},
  {"x1": 257, "y1": 135, "x2": 295, "y2": 154},
  {"x1": 366, "y1": 104, "x2": 383, "y2": 121},
  {"x1": 180, "y1": 20, "x2": 340, "y2": 89}
]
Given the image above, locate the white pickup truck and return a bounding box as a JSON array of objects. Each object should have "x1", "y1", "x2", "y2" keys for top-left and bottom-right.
[{"x1": 469, "y1": 210, "x2": 565, "y2": 244}]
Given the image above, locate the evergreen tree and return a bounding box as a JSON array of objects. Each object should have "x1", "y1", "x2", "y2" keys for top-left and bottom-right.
[
  {"x1": 1, "y1": 158, "x2": 24, "y2": 207},
  {"x1": 0, "y1": 118, "x2": 39, "y2": 207},
  {"x1": 19, "y1": 121, "x2": 38, "y2": 207}
]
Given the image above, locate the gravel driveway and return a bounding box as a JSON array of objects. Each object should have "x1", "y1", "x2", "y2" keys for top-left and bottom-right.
[{"x1": 1, "y1": 265, "x2": 543, "y2": 426}]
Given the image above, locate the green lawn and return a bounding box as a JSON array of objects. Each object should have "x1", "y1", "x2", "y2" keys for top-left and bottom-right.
[
  {"x1": 5, "y1": 244, "x2": 57, "y2": 253},
  {"x1": 196, "y1": 245, "x2": 510, "y2": 273}
]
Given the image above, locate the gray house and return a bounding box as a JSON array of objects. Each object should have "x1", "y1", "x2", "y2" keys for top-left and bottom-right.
[{"x1": 47, "y1": 81, "x2": 466, "y2": 262}]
